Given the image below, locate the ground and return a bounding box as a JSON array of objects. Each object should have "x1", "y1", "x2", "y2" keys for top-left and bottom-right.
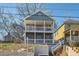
[
  {"x1": 0, "y1": 43, "x2": 34, "y2": 56},
  {"x1": 0, "y1": 43, "x2": 48, "y2": 56},
  {"x1": 0, "y1": 43, "x2": 67, "y2": 56}
]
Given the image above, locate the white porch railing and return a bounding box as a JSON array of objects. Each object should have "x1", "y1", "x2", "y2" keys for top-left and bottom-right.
[
  {"x1": 50, "y1": 40, "x2": 64, "y2": 54},
  {"x1": 26, "y1": 26, "x2": 52, "y2": 32},
  {"x1": 66, "y1": 36, "x2": 79, "y2": 42}
]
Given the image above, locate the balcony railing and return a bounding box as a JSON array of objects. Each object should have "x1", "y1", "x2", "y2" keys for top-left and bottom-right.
[
  {"x1": 66, "y1": 36, "x2": 79, "y2": 46},
  {"x1": 26, "y1": 26, "x2": 53, "y2": 32},
  {"x1": 66, "y1": 36, "x2": 79, "y2": 42},
  {"x1": 25, "y1": 39, "x2": 53, "y2": 44}
]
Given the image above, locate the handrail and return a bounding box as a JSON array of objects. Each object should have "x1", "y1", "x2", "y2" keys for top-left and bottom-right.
[
  {"x1": 52, "y1": 42, "x2": 61, "y2": 51},
  {"x1": 26, "y1": 26, "x2": 52, "y2": 31},
  {"x1": 51, "y1": 40, "x2": 64, "y2": 52}
]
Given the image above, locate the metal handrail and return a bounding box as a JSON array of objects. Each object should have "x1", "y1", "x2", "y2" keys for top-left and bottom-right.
[{"x1": 51, "y1": 40, "x2": 64, "y2": 52}]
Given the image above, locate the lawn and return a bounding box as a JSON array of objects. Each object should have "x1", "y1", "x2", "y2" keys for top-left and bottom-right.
[
  {"x1": 0, "y1": 43, "x2": 13, "y2": 49},
  {"x1": 0, "y1": 43, "x2": 35, "y2": 56},
  {"x1": 0, "y1": 43, "x2": 47, "y2": 51}
]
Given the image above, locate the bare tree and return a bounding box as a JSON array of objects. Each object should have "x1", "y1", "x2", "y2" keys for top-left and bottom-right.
[
  {"x1": 10, "y1": 22, "x2": 24, "y2": 42},
  {"x1": 0, "y1": 3, "x2": 44, "y2": 42},
  {"x1": 0, "y1": 11, "x2": 15, "y2": 41},
  {"x1": 0, "y1": 3, "x2": 57, "y2": 43},
  {"x1": 16, "y1": 3, "x2": 43, "y2": 20}
]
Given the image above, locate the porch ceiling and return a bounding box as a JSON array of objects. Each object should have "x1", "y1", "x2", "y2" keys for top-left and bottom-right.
[
  {"x1": 24, "y1": 20, "x2": 53, "y2": 25},
  {"x1": 70, "y1": 27, "x2": 79, "y2": 31},
  {"x1": 64, "y1": 27, "x2": 79, "y2": 34}
]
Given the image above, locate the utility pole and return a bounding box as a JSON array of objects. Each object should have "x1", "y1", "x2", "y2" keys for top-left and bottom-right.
[
  {"x1": 27, "y1": 37, "x2": 28, "y2": 56},
  {"x1": 24, "y1": 33, "x2": 26, "y2": 45}
]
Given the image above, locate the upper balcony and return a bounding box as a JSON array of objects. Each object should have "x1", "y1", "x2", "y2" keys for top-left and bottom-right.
[
  {"x1": 25, "y1": 20, "x2": 54, "y2": 33},
  {"x1": 25, "y1": 26, "x2": 53, "y2": 33},
  {"x1": 24, "y1": 20, "x2": 53, "y2": 26}
]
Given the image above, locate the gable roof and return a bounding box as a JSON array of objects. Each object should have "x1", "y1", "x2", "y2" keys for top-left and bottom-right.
[
  {"x1": 54, "y1": 19, "x2": 79, "y2": 33},
  {"x1": 63, "y1": 19, "x2": 79, "y2": 24},
  {"x1": 24, "y1": 10, "x2": 54, "y2": 21}
]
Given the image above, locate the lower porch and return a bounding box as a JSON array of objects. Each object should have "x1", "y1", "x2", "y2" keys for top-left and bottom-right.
[
  {"x1": 65, "y1": 28, "x2": 79, "y2": 47},
  {"x1": 24, "y1": 32, "x2": 53, "y2": 44}
]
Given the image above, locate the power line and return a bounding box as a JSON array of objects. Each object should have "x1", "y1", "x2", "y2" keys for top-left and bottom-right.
[
  {"x1": 0, "y1": 6, "x2": 79, "y2": 11},
  {"x1": 51, "y1": 15, "x2": 79, "y2": 18},
  {"x1": 43, "y1": 8, "x2": 79, "y2": 11},
  {"x1": 0, "y1": 6, "x2": 79, "y2": 18},
  {"x1": 0, "y1": 13, "x2": 79, "y2": 18}
]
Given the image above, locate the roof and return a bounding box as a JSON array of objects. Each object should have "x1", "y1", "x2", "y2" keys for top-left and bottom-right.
[
  {"x1": 54, "y1": 19, "x2": 79, "y2": 33},
  {"x1": 23, "y1": 10, "x2": 54, "y2": 21},
  {"x1": 63, "y1": 20, "x2": 79, "y2": 24},
  {"x1": 68, "y1": 27, "x2": 79, "y2": 31}
]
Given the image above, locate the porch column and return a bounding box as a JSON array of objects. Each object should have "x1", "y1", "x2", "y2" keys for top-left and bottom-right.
[
  {"x1": 26, "y1": 37, "x2": 28, "y2": 55},
  {"x1": 34, "y1": 21, "x2": 36, "y2": 43},
  {"x1": 73, "y1": 31, "x2": 75, "y2": 42},
  {"x1": 70, "y1": 30, "x2": 72, "y2": 41},
  {"x1": 53, "y1": 22, "x2": 54, "y2": 44},
  {"x1": 24, "y1": 33, "x2": 26, "y2": 45},
  {"x1": 24, "y1": 23, "x2": 27, "y2": 44},
  {"x1": 77, "y1": 31, "x2": 79, "y2": 42},
  {"x1": 78, "y1": 31, "x2": 79, "y2": 42},
  {"x1": 44, "y1": 20, "x2": 45, "y2": 44},
  {"x1": 64, "y1": 33, "x2": 66, "y2": 45}
]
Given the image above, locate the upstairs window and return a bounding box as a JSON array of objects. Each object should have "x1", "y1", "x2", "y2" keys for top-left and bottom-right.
[{"x1": 65, "y1": 24, "x2": 71, "y2": 28}]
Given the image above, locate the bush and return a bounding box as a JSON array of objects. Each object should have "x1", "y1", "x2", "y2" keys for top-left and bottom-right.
[{"x1": 2, "y1": 41, "x2": 14, "y2": 43}]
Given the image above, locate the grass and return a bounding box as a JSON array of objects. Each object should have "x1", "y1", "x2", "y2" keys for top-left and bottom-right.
[
  {"x1": 0, "y1": 43, "x2": 27, "y2": 51},
  {"x1": 0, "y1": 43, "x2": 13, "y2": 49},
  {"x1": 0, "y1": 43, "x2": 31, "y2": 52},
  {"x1": 0, "y1": 43, "x2": 47, "y2": 50}
]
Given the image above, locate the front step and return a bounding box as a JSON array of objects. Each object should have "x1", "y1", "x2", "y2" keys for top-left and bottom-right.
[{"x1": 53, "y1": 46, "x2": 63, "y2": 56}]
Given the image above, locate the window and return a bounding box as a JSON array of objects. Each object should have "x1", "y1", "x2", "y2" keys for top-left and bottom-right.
[
  {"x1": 66, "y1": 24, "x2": 71, "y2": 28},
  {"x1": 37, "y1": 13, "x2": 42, "y2": 15},
  {"x1": 36, "y1": 40, "x2": 43, "y2": 44},
  {"x1": 45, "y1": 34, "x2": 52, "y2": 39},
  {"x1": 72, "y1": 31, "x2": 75, "y2": 35},
  {"x1": 36, "y1": 33, "x2": 43, "y2": 39},
  {"x1": 72, "y1": 31, "x2": 78, "y2": 36},
  {"x1": 27, "y1": 25, "x2": 34, "y2": 30}
]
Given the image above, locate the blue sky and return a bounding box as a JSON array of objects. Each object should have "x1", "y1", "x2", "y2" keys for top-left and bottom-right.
[
  {"x1": 0, "y1": 3, "x2": 79, "y2": 39},
  {"x1": 45, "y1": 3, "x2": 79, "y2": 26},
  {"x1": 0, "y1": 3, "x2": 79, "y2": 26}
]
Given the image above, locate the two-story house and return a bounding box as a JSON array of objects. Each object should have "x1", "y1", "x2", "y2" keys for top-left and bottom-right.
[{"x1": 23, "y1": 10, "x2": 55, "y2": 44}]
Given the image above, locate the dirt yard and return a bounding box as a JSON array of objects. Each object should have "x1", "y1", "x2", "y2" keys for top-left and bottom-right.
[
  {"x1": 0, "y1": 43, "x2": 48, "y2": 56},
  {"x1": 0, "y1": 43, "x2": 35, "y2": 56}
]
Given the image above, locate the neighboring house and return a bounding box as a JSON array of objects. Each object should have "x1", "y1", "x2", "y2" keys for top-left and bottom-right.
[
  {"x1": 54, "y1": 20, "x2": 79, "y2": 56},
  {"x1": 23, "y1": 10, "x2": 55, "y2": 44}
]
